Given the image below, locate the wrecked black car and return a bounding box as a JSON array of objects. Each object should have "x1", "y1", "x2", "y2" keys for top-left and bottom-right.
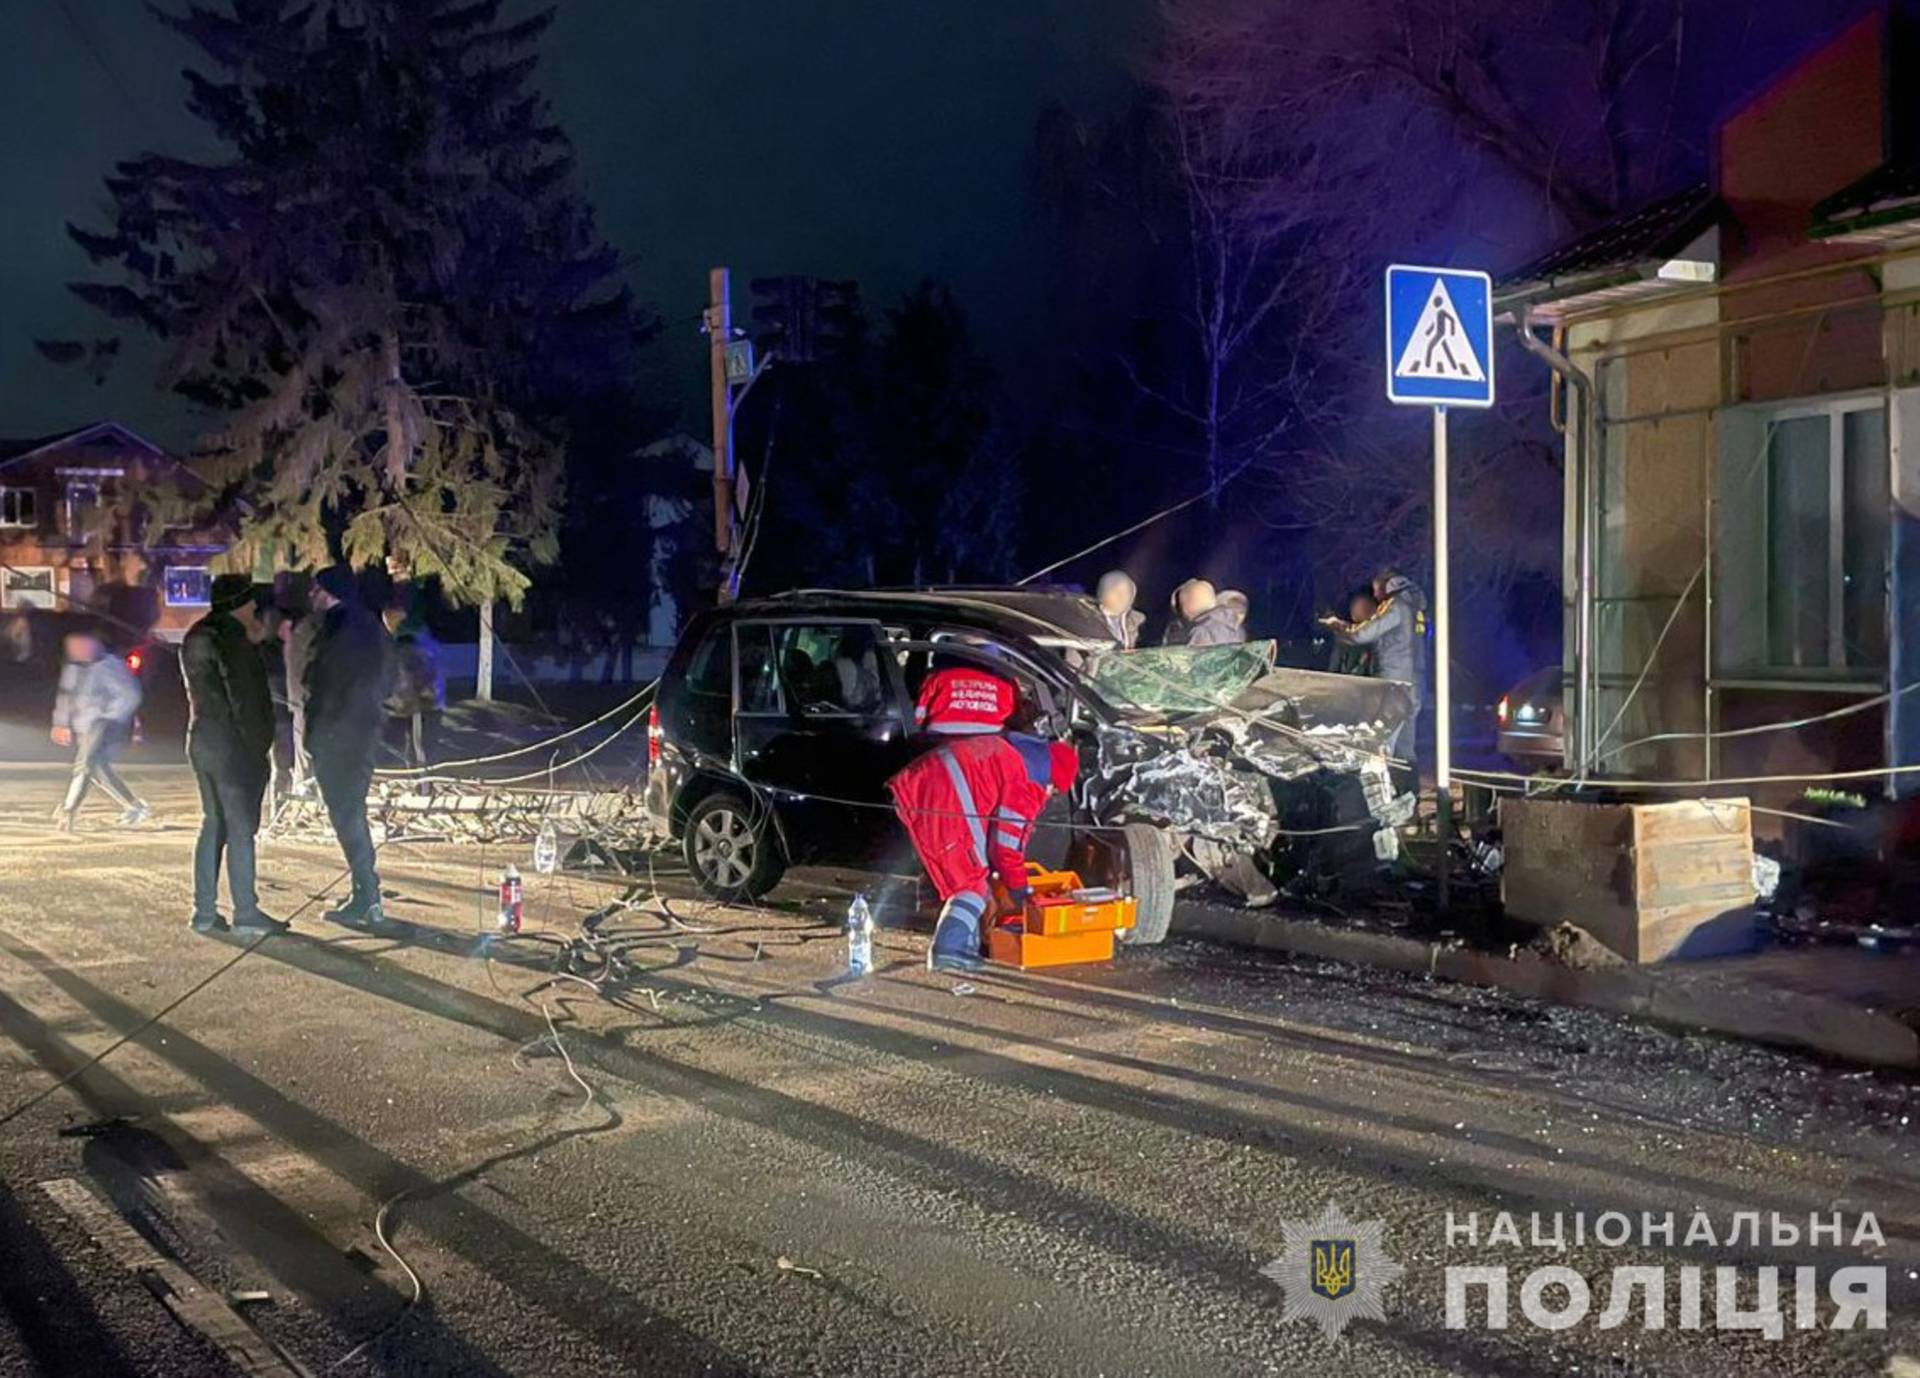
[{"x1": 643, "y1": 588, "x2": 1416, "y2": 942}]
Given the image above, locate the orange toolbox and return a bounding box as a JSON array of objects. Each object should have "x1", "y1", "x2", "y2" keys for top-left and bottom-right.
[{"x1": 986, "y1": 865, "x2": 1138, "y2": 969}]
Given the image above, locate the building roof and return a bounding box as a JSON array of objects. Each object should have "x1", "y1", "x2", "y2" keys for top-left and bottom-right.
[
  {"x1": 1810, "y1": 160, "x2": 1920, "y2": 242},
  {"x1": 0, "y1": 421, "x2": 169, "y2": 474},
  {"x1": 1494, "y1": 184, "x2": 1722, "y2": 321}
]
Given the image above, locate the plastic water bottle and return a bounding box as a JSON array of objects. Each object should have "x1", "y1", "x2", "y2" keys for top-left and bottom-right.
[
  {"x1": 533, "y1": 820, "x2": 559, "y2": 876},
  {"x1": 846, "y1": 894, "x2": 874, "y2": 977}
]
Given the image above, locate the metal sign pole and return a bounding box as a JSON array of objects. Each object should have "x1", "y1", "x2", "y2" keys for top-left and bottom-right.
[{"x1": 1433, "y1": 404, "x2": 1452, "y2": 911}]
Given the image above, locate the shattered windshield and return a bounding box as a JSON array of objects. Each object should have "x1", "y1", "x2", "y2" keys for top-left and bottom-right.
[{"x1": 1082, "y1": 640, "x2": 1277, "y2": 717}]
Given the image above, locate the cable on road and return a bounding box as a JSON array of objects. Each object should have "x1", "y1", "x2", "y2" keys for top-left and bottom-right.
[{"x1": 0, "y1": 861, "x2": 359, "y2": 1131}]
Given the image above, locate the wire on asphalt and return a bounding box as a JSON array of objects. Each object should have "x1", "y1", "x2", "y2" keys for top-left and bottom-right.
[{"x1": 0, "y1": 860, "x2": 360, "y2": 1130}]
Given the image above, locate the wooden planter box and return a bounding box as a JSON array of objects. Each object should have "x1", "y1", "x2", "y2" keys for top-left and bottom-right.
[{"x1": 1501, "y1": 796, "x2": 1756, "y2": 963}]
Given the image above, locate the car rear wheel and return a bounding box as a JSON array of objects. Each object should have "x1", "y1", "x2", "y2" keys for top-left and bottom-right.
[
  {"x1": 1116, "y1": 822, "x2": 1177, "y2": 946},
  {"x1": 683, "y1": 792, "x2": 785, "y2": 902}
]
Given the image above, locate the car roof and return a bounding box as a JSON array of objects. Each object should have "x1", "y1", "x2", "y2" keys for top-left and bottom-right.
[{"x1": 729, "y1": 586, "x2": 1115, "y2": 645}]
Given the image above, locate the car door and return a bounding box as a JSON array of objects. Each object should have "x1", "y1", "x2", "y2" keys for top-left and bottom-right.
[{"x1": 731, "y1": 618, "x2": 914, "y2": 862}]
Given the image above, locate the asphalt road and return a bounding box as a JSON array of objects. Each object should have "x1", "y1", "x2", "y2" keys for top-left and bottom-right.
[{"x1": 0, "y1": 764, "x2": 1916, "y2": 1377}]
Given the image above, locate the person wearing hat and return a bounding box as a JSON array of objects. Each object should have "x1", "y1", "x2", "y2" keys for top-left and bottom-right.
[
  {"x1": 303, "y1": 564, "x2": 395, "y2": 928},
  {"x1": 181, "y1": 575, "x2": 283, "y2": 934}
]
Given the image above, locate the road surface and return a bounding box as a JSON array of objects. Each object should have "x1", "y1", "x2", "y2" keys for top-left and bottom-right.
[{"x1": 0, "y1": 765, "x2": 1915, "y2": 1376}]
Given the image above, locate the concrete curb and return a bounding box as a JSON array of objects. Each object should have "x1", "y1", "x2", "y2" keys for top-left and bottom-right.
[{"x1": 1172, "y1": 906, "x2": 1920, "y2": 1071}]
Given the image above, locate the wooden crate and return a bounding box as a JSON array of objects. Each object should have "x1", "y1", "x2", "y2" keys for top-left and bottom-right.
[{"x1": 1501, "y1": 796, "x2": 1756, "y2": 962}]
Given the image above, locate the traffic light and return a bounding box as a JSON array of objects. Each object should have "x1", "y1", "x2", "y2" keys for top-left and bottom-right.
[
  {"x1": 747, "y1": 276, "x2": 863, "y2": 365},
  {"x1": 813, "y1": 279, "x2": 862, "y2": 361}
]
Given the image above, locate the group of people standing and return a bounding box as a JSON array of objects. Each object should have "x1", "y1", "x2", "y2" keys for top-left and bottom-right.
[
  {"x1": 1089, "y1": 563, "x2": 1430, "y2": 761},
  {"x1": 179, "y1": 569, "x2": 395, "y2": 935},
  {"x1": 1093, "y1": 571, "x2": 1250, "y2": 651}
]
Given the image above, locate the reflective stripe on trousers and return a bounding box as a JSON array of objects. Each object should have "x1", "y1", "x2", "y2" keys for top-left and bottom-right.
[{"x1": 935, "y1": 749, "x2": 987, "y2": 865}]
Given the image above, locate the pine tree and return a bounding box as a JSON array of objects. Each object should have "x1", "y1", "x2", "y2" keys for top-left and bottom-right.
[{"x1": 56, "y1": 0, "x2": 644, "y2": 606}]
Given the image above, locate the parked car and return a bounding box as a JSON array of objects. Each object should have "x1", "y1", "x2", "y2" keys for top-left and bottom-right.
[
  {"x1": 1497, "y1": 666, "x2": 1566, "y2": 768},
  {"x1": 644, "y1": 588, "x2": 1417, "y2": 943}
]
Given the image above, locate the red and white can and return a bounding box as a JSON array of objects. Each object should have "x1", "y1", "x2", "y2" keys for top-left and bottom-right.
[{"x1": 497, "y1": 865, "x2": 523, "y2": 934}]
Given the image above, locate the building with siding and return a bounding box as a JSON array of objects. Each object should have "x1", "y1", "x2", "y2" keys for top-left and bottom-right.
[{"x1": 1495, "y1": 4, "x2": 1920, "y2": 812}]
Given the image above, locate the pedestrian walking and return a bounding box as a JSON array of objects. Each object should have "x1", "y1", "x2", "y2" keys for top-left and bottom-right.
[
  {"x1": 382, "y1": 604, "x2": 444, "y2": 768},
  {"x1": 181, "y1": 577, "x2": 283, "y2": 935},
  {"x1": 49, "y1": 630, "x2": 149, "y2": 831},
  {"x1": 1321, "y1": 567, "x2": 1428, "y2": 761},
  {"x1": 303, "y1": 565, "x2": 393, "y2": 929},
  {"x1": 1095, "y1": 570, "x2": 1144, "y2": 649}
]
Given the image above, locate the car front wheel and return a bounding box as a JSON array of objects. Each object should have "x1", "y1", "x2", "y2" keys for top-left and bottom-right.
[
  {"x1": 683, "y1": 791, "x2": 785, "y2": 902},
  {"x1": 1116, "y1": 822, "x2": 1177, "y2": 946}
]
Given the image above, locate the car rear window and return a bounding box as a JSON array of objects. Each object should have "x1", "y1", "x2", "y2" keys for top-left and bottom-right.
[{"x1": 682, "y1": 624, "x2": 731, "y2": 700}]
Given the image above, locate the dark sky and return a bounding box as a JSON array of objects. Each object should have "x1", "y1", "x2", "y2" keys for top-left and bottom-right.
[{"x1": 0, "y1": 0, "x2": 1148, "y2": 446}]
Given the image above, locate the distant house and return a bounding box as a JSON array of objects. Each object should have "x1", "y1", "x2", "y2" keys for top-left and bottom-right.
[
  {"x1": 0, "y1": 421, "x2": 225, "y2": 642},
  {"x1": 1495, "y1": 4, "x2": 1920, "y2": 811}
]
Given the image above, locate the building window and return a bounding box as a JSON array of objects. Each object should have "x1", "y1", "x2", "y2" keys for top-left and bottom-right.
[
  {"x1": 1, "y1": 565, "x2": 57, "y2": 610},
  {"x1": 163, "y1": 565, "x2": 213, "y2": 608},
  {"x1": 0, "y1": 487, "x2": 36, "y2": 529},
  {"x1": 65, "y1": 479, "x2": 102, "y2": 543},
  {"x1": 1760, "y1": 401, "x2": 1887, "y2": 673}
]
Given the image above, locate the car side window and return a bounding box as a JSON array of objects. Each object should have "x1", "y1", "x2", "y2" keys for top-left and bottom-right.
[
  {"x1": 735, "y1": 624, "x2": 785, "y2": 715},
  {"x1": 775, "y1": 624, "x2": 889, "y2": 717},
  {"x1": 683, "y1": 624, "x2": 732, "y2": 700}
]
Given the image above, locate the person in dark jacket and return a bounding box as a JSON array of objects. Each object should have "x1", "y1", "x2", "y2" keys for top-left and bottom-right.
[
  {"x1": 1164, "y1": 579, "x2": 1245, "y2": 648},
  {"x1": 182, "y1": 577, "x2": 283, "y2": 935},
  {"x1": 1327, "y1": 589, "x2": 1380, "y2": 676},
  {"x1": 303, "y1": 565, "x2": 393, "y2": 928},
  {"x1": 1322, "y1": 568, "x2": 1428, "y2": 761}
]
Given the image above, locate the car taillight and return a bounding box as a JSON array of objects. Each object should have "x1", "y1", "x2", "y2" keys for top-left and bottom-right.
[
  {"x1": 647, "y1": 703, "x2": 663, "y2": 768},
  {"x1": 126, "y1": 650, "x2": 144, "y2": 674},
  {"x1": 1495, "y1": 695, "x2": 1508, "y2": 725}
]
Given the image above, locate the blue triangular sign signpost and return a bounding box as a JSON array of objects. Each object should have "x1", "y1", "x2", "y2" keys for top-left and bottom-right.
[
  {"x1": 1385, "y1": 266, "x2": 1494, "y2": 408},
  {"x1": 1382, "y1": 263, "x2": 1496, "y2": 914}
]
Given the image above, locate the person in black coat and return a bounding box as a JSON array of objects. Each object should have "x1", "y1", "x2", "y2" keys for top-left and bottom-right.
[
  {"x1": 302, "y1": 565, "x2": 394, "y2": 928},
  {"x1": 182, "y1": 576, "x2": 283, "y2": 935}
]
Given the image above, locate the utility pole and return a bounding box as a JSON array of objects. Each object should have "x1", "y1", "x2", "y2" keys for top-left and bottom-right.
[{"x1": 707, "y1": 267, "x2": 739, "y2": 603}]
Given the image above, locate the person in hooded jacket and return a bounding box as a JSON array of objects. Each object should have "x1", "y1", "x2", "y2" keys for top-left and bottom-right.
[
  {"x1": 50, "y1": 629, "x2": 148, "y2": 830},
  {"x1": 1322, "y1": 567, "x2": 1428, "y2": 760},
  {"x1": 1163, "y1": 579, "x2": 1244, "y2": 648},
  {"x1": 1095, "y1": 570, "x2": 1144, "y2": 649},
  {"x1": 302, "y1": 565, "x2": 394, "y2": 928},
  {"x1": 181, "y1": 577, "x2": 283, "y2": 934}
]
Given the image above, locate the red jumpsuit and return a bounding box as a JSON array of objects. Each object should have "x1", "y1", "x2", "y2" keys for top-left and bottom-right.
[{"x1": 889, "y1": 732, "x2": 1076, "y2": 961}]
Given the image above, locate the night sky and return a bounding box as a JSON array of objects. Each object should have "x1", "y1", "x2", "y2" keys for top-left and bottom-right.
[{"x1": 0, "y1": 0, "x2": 1148, "y2": 446}]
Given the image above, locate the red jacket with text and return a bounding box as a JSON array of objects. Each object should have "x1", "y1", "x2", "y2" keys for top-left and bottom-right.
[
  {"x1": 914, "y1": 667, "x2": 1016, "y2": 735},
  {"x1": 887, "y1": 733, "x2": 1076, "y2": 901}
]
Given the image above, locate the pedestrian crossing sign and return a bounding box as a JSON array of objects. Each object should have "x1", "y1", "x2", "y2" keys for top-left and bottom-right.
[{"x1": 1385, "y1": 265, "x2": 1495, "y2": 408}]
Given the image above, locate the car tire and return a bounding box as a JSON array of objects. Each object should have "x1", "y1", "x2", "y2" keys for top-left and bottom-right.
[
  {"x1": 1116, "y1": 822, "x2": 1177, "y2": 946},
  {"x1": 683, "y1": 791, "x2": 785, "y2": 903}
]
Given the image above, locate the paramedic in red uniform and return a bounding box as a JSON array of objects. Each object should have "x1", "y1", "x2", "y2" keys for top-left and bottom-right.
[{"x1": 890, "y1": 668, "x2": 1079, "y2": 973}]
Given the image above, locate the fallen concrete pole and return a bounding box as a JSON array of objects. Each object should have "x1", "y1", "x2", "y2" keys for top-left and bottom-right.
[{"x1": 1173, "y1": 904, "x2": 1920, "y2": 1071}]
